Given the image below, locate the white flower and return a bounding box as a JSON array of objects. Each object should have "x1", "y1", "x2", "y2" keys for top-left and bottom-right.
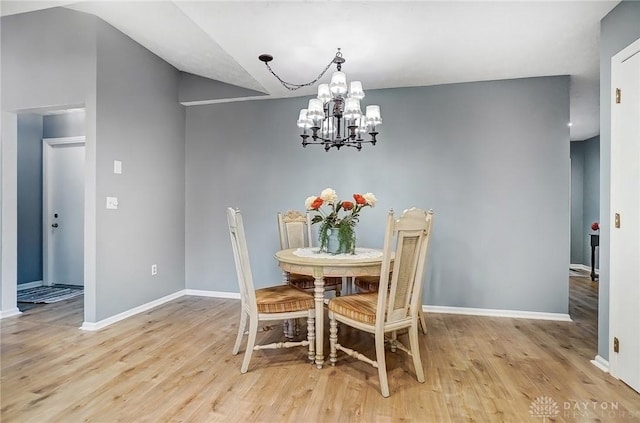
[
  {"x1": 320, "y1": 188, "x2": 338, "y2": 204},
  {"x1": 363, "y1": 192, "x2": 377, "y2": 207},
  {"x1": 304, "y1": 196, "x2": 317, "y2": 210}
]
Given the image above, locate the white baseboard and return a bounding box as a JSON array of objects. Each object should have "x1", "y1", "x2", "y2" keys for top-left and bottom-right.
[
  {"x1": 185, "y1": 292, "x2": 571, "y2": 325},
  {"x1": 79, "y1": 289, "x2": 240, "y2": 331},
  {"x1": 570, "y1": 263, "x2": 590, "y2": 272},
  {"x1": 423, "y1": 305, "x2": 572, "y2": 322},
  {"x1": 17, "y1": 280, "x2": 44, "y2": 290},
  {"x1": 185, "y1": 289, "x2": 240, "y2": 299},
  {"x1": 0, "y1": 308, "x2": 22, "y2": 319},
  {"x1": 591, "y1": 355, "x2": 609, "y2": 373},
  {"x1": 80, "y1": 290, "x2": 186, "y2": 331},
  {"x1": 570, "y1": 263, "x2": 598, "y2": 275}
]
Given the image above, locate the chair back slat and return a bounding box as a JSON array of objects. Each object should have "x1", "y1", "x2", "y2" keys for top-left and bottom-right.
[
  {"x1": 377, "y1": 208, "x2": 434, "y2": 327},
  {"x1": 277, "y1": 210, "x2": 313, "y2": 249},
  {"x1": 227, "y1": 208, "x2": 257, "y2": 311}
]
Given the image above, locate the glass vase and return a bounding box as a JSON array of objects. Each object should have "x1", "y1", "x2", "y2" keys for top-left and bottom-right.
[{"x1": 323, "y1": 226, "x2": 356, "y2": 254}]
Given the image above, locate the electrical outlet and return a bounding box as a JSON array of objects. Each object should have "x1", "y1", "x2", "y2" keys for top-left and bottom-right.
[{"x1": 151, "y1": 264, "x2": 158, "y2": 276}]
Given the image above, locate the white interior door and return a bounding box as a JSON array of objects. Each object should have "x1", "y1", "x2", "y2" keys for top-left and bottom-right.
[
  {"x1": 610, "y1": 38, "x2": 640, "y2": 393},
  {"x1": 43, "y1": 137, "x2": 85, "y2": 287}
]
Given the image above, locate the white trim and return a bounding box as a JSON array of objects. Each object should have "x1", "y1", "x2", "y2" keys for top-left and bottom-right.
[
  {"x1": 42, "y1": 136, "x2": 85, "y2": 146},
  {"x1": 1, "y1": 112, "x2": 18, "y2": 317},
  {"x1": 180, "y1": 95, "x2": 269, "y2": 107},
  {"x1": 0, "y1": 308, "x2": 22, "y2": 319},
  {"x1": 78, "y1": 289, "x2": 241, "y2": 331},
  {"x1": 423, "y1": 305, "x2": 572, "y2": 322},
  {"x1": 591, "y1": 355, "x2": 610, "y2": 373},
  {"x1": 570, "y1": 263, "x2": 592, "y2": 273},
  {"x1": 185, "y1": 289, "x2": 240, "y2": 299},
  {"x1": 80, "y1": 290, "x2": 185, "y2": 331},
  {"x1": 17, "y1": 280, "x2": 44, "y2": 290}
]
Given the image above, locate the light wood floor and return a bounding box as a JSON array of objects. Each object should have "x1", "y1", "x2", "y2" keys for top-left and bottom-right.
[{"x1": 2, "y1": 276, "x2": 639, "y2": 422}]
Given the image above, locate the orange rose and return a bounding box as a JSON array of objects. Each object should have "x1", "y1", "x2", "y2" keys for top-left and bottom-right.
[
  {"x1": 342, "y1": 201, "x2": 354, "y2": 210},
  {"x1": 311, "y1": 197, "x2": 324, "y2": 210},
  {"x1": 353, "y1": 194, "x2": 366, "y2": 205}
]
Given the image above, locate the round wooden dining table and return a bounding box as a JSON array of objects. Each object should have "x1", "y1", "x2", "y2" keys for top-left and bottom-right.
[{"x1": 274, "y1": 247, "x2": 386, "y2": 369}]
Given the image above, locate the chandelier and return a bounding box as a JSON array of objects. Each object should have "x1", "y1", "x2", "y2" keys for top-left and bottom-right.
[{"x1": 258, "y1": 49, "x2": 382, "y2": 152}]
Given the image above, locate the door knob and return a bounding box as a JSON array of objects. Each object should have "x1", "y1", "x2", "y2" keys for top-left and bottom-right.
[{"x1": 52, "y1": 223, "x2": 59, "y2": 228}]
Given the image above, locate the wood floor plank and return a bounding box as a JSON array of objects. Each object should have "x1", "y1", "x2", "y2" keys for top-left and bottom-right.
[{"x1": 2, "y1": 277, "x2": 639, "y2": 422}]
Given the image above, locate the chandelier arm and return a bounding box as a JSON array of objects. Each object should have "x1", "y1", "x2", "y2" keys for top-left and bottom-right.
[{"x1": 264, "y1": 57, "x2": 336, "y2": 91}]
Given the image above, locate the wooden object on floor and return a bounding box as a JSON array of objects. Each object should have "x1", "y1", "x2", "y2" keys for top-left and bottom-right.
[
  {"x1": 590, "y1": 233, "x2": 599, "y2": 281},
  {"x1": 277, "y1": 210, "x2": 342, "y2": 296},
  {"x1": 354, "y1": 274, "x2": 429, "y2": 335},
  {"x1": 3, "y1": 273, "x2": 640, "y2": 421},
  {"x1": 227, "y1": 207, "x2": 315, "y2": 373},
  {"x1": 275, "y1": 247, "x2": 388, "y2": 369},
  {"x1": 328, "y1": 208, "x2": 435, "y2": 397}
]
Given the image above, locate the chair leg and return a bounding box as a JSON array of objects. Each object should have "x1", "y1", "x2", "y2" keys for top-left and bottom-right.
[
  {"x1": 307, "y1": 314, "x2": 315, "y2": 363},
  {"x1": 232, "y1": 309, "x2": 247, "y2": 355},
  {"x1": 329, "y1": 314, "x2": 338, "y2": 366},
  {"x1": 390, "y1": 331, "x2": 397, "y2": 352},
  {"x1": 283, "y1": 319, "x2": 293, "y2": 339},
  {"x1": 409, "y1": 323, "x2": 425, "y2": 383},
  {"x1": 241, "y1": 317, "x2": 258, "y2": 373},
  {"x1": 419, "y1": 308, "x2": 427, "y2": 335},
  {"x1": 375, "y1": 331, "x2": 390, "y2": 397}
]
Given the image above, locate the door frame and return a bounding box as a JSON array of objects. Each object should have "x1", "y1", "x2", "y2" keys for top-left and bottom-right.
[
  {"x1": 42, "y1": 136, "x2": 85, "y2": 287},
  {"x1": 609, "y1": 37, "x2": 640, "y2": 384}
]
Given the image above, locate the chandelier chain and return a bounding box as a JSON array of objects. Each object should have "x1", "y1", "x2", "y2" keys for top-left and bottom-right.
[{"x1": 264, "y1": 56, "x2": 338, "y2": 91}]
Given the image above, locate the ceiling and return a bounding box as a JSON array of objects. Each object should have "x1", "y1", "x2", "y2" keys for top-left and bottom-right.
[{"x1": 1, "y1": 0, "x2": 619, "y2": 141}]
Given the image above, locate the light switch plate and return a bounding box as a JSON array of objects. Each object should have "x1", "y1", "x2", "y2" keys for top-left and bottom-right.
[
  {"x1": 114, "y1": 160, "x2": 122, "y2": 174},
  {"x1": 106, "y1": 196, "x2": 118, "y2": 209}
]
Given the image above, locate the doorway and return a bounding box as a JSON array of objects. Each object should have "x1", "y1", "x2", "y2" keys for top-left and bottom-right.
[
  {"x1": 43, "y1": 137, "x2": 85, "y2": 287},
  {"x1": 569, "y1": 134, "x2": 600, "y2": 354},
  {"x1": 569, "y1": 137, "x2": 600, "y2": 276},
  {"x1": 15, "y1": 108, "x2": 86, "y2": 311},
  {"x1": 2, "y1": 105, "x2": 95, "y2": 321}
]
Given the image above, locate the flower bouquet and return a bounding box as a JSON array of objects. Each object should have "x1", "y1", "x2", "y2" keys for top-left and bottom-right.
[{"x1": 305, "y1": 188, "x2": 377, "y2": 254}]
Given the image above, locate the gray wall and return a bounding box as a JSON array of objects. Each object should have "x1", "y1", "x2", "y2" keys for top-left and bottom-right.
[
  {"x1": 1, "y1": 8, "x2": 97, "y2": 318},
  {"x1": 2, "y1": 5, "x2": 580, "y2": 323},
  {"x1": 570, "y1": 143, "x2": 585, "y2": 264},
  {"x1": 570, "y1": 136, "x2": 600, "y2": 267},
  {"x1": 43, "y1": 110, "x2": 86, "y2": 138},
  {"x1": 186, "y1": 76, "x2": 570, "y2": 314},
  {"x1": 2, "y1": 8, "x2": 186, "y2": 323},
  {"x1": 94, "y1": 20, "x2": 185, "y2": 320},
  {"x1": 0, "y1": 8, "x2": 96, "y2": 112},
  {"x1": 599, "y1": 0, "x2": 640, "y2": 361},
  {"x1": 17, "y1": 114, "x2": 43, "y2": 285}
]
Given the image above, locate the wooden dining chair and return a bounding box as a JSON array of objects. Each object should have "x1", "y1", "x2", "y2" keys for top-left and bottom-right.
[
  {"x1": 227, "y1": 207, "x2": 316, "y2": 373},
  {"x1": 328, "y1": 208, "x2": 434, "y2": 397},
  {"x1": 277, "y1": 210, "x2": 342, "y2": 297},
  {"x1": 353, "y1": 274, "x2": 428, "y2": 335}
]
